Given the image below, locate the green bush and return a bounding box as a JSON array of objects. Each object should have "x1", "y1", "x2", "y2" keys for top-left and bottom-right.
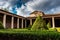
[
  {"x1": 0, "y1": 21, "x2": 4, "y2": 29},
  {"x1": 49, "y1": 28, "x2": 57, "y2": 32},
  {"x1": 28, "y1": 25, "x2": 32, "y2": 30},
  {"x1": 47, "y1": 22, "x2": 51, "y2": 29},
  {"x1": 31, "y1": 16, "x2": 48, "y2": 30}
]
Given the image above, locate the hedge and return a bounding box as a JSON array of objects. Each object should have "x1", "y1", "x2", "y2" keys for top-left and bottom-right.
[{"x1": 0, "y1": 29, "x2": 60, "y2": 40}]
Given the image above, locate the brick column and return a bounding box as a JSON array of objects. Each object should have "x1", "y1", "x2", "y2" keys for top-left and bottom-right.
[
  {"x1": 22, "y1": 19, "x2": 23, "y2": 28},
  {"x1": 11, "y1": 17, "x2": 14, "y2": 29},
  {"x1": 30, "y1": 19, "x2": 32, "y2": 25},
  {"x1": 3, "y1": 14, "x2": 6, "y2": 28},
  {"x1": 52, "y1": 17, "x2": 55, "y2": 28},
  {"x1": 17, "y1": 18, "x2": 19, "y2": 29}
]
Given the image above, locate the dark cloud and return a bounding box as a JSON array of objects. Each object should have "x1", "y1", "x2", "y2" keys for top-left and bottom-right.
[
  {"x1": 16, "y1": 0, "x2": 60, "y2": 16},
  {"x1": 0, "y1": 0, "x2": 60, "y2": 16},
  {"x1": 0, "y1": 0, "x2": 29, "y2": 8},
  {"x1": 9, "y1": 0, "x2": 30, "y2": 8},
  {"x1": 31, "y1": 0, "x2": 60, "y2": 13}
]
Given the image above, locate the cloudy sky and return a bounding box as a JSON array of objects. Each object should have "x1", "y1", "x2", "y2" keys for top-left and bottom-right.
[{"x1": 0, "y1": 0, "x2": 60, "y2": 17}]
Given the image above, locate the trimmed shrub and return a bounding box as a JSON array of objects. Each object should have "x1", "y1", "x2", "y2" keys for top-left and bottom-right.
[
  {"x1": 31, "y1": 16, "x2": 48, "y2": 30},
  {"x1": 47, "y1": 22, "x2": 51, "y2": 29},
  {"x1": 0, "y1": 21, "x2": 4, "y2": 29},
  {"x1": 49, "y1": 28, "x2": 57, "y2": 31},
  {"x1": 28, "y1": 25, "x2": 32, "y2": 30}
]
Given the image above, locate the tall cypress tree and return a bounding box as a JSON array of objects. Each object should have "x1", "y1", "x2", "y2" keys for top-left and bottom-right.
[{"x1": 31, "y1": 16, "x2": 47, "y2": 30}]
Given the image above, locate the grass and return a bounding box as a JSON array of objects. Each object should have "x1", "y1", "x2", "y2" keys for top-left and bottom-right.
[
  {"x1": 0, "y1": 29, "x2": 47, "y2": 33},
  {"x1": 0, "y1": 29, "x2": 58, "y2": 33},
  {"x1": 0, "y1": 27, "x2": 59, "y2": 34},
  {"x1": 0, "y1": 28, "x2": 59, "y2": 35},
  {"x1": 0, "y1": 29, "x2": 28, "y2": 33}
]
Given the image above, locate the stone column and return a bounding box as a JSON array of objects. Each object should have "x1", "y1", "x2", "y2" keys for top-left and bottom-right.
[
  {"x1": 11, "y1": 17, "x2": 14, "y2": 29},
  {"x1": 3, "y1": 14, "x2": 6, "y2": 28},
  {"x1": 17, "y1": 18, "x2": 19, "y2": 29},
  {"x1": 25, "y1": 20, "x2": 26, "y2": 28},
  {"x1": 22, "y1": 19, "x2": 23, "y2": 28},
  {"x1": 52, "y1": 17, "x2": 55, "y2": 28},
  {"x1": 30, "y1": 19, "x2": 32, "y2": 25}
]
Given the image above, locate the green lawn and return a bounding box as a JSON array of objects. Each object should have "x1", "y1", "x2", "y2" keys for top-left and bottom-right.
[{"x1": 0, "y1": 28, "x2": 59, "y2": 34}]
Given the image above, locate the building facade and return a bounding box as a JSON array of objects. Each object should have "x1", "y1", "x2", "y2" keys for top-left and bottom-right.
[{"x1": 0, "y1": 9, "x2": 60, "y2": 29}]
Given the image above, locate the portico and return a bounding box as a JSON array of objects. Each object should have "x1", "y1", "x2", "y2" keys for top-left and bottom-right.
[
  {"x1": 0, "y1": 9, "x2": 25, "y2": 29},
  {"x1": 0, "y1": 9, "x2": 60, "y2": 29}
]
